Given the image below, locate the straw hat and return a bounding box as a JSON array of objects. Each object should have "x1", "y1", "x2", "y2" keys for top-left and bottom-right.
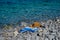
[{"x1": 30, "y1": 22, "x2": 42, "y2": 28}]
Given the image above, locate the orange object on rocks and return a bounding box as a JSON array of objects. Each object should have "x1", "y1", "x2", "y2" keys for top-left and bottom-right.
[{"x1": 30, "y1": 22, "x2": 42, "y2": 28}]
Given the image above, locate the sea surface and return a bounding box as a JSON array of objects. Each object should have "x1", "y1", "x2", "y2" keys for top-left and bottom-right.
[{"x1": 0, "y1": 0, "x2": 60, "y2": 24}]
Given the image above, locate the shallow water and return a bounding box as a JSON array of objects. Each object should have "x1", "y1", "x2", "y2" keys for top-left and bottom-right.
[{"x1": 0, "y1": 0, "x2": 60, "y2": 24}]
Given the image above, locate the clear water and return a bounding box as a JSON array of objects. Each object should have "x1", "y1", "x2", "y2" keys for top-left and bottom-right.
[{"x1": 0, "y1": 0, "x2": 60, "y2": 24}]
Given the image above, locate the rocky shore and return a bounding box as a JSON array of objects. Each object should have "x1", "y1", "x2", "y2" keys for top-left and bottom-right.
[{"x1": 0, "y1": 18, "x2": 60, "y2": 40}]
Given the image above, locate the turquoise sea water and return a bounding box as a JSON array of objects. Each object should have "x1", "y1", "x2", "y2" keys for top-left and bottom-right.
[{"x1": 0, "y1": 0, "x2": 60, "y2": 24}]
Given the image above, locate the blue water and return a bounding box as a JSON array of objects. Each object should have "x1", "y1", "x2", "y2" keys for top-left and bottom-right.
[{"x1": 0, "y1": 0, "x2": 60, "y2": 24}]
